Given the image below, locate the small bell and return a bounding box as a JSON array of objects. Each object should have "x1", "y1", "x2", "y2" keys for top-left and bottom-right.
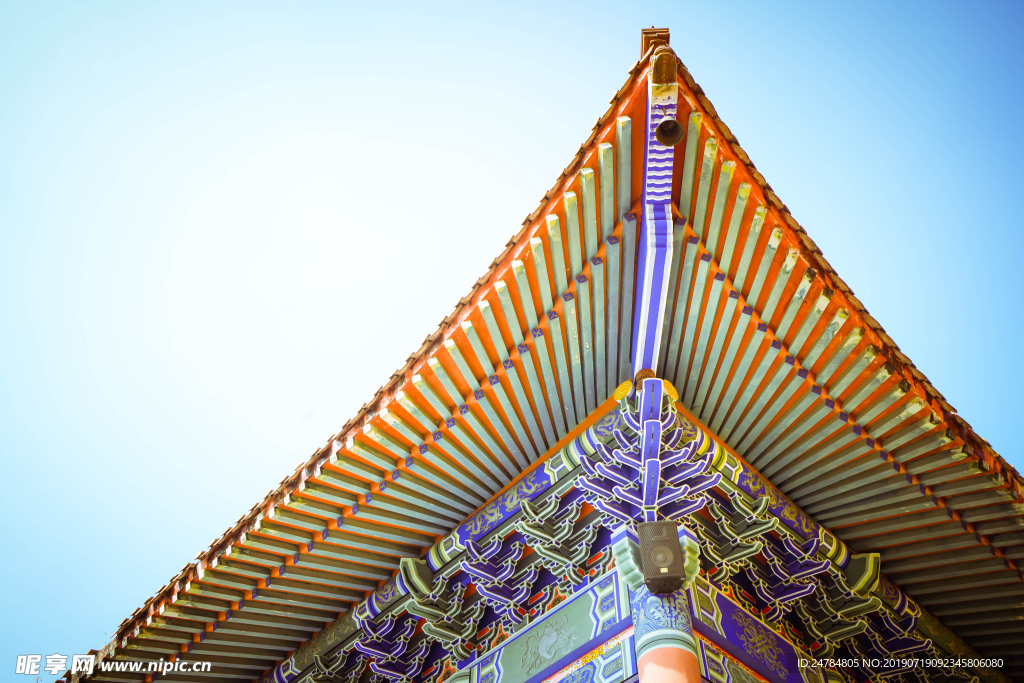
[{"x1": 655, "y1": 117, "x2": 684, "y2": 147}]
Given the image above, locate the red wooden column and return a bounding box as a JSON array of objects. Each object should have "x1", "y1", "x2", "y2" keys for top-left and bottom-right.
[{"x1": 630, "y1": 583, "x2": 702, "y2": 683}]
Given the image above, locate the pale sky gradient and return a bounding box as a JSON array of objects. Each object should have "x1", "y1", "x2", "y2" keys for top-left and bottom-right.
[{"x1": 1, "y1": 1, "x2": 1021, "y2": 678}]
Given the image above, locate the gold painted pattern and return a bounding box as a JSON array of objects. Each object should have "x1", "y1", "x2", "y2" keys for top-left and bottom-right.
[
  {"x1": 460, "y1": 474, "x2": 548, "y2": 539},
  {"x1": 733, "y1": 611, "x2": 787, "y2": 680}
]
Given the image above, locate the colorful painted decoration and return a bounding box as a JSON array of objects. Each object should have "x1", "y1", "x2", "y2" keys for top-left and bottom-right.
[
  {"x1": 462, "y1": 536, "x2": 537, "y2": 628},
  {"x1": 516, "y1": 496, "x2": 598, "y2": 587},
  {"x1": 398, "y1": 558, "x2": 485, "y2": 661},
  {"x1": 273, "y1": 370, "x2": 974, "y2": 683},
  {"x1": 577, "y1": 378, "x2": 720, "y2": 525}
]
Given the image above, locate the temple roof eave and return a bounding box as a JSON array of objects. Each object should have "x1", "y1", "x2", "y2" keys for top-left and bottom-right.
[{"x1": 67, "y1": 31, "x2": 1024, "y2": 682}]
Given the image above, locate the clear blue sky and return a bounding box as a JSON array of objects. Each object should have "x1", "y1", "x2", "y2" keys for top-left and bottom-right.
[{"x1": 1, "y1": 1, "x2": 1021, "y2": 678}]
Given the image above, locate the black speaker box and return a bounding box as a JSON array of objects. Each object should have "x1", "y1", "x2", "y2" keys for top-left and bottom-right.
[{"x1": 637, "y1": 520, "x2": 686, "y2": 594}]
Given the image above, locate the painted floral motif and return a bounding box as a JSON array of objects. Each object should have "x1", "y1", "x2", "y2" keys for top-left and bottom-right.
[
  {"x1": 598, "y1": 591, "x2": 616, "y2": 616},
  {"x1": 879, "y1": 576, "x2": 902, "y2": 606},
  {"x1": 478, "y1": 653, "x2": 498, "y2": 683},
  {"x1": 377, "y1": 578, "x2": 398, "y2": 605},
  {"x1": 293, "y1": 613, "x2": 356, "y2": 670},
  {"x1": 564, "y1": 661, "x2": 597, "y2": 683},
  {"x1": 591, "y1": 411, "x2": 620, "y2": 440},
  {"x1": 741, "y1": 469, "x2": 816, "y2": 537},
  {"x1": 733, "y1": 611, "x2": 787, "y2": 680},
  {"x1": 458, "y1": 469, "x2": 549, "y2": 541},
  {"x1": 676, "y1": 415, "x2": 699, "y2": 443},
  {"x1": 521, "y1": 614, "x2": 577, "y2": 674},
  {"x1": 630, "y1": 585, "x2": 693, "y2": 640}
]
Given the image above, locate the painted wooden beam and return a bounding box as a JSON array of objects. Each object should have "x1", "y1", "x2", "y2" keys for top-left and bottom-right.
[
  {"x1": 524, "y1": 333, "x2": 566, "y2": 439},
  {"x1": 604, "y1": 237, "x2": 621, "y2": 394},
  {"x1": 505, "y1": 351, "x2": 556, "y2": 448},
  {"x1": 580, "y1": 168, "x2": 599, "y2": 262},
  {"x1": 657, "y1": 220, "x2": 688, "y2": 376},
  {"x1": 663, "y1": 236, "x2": 699, "y2": 384},
  {"x1": 691, "y1": 289, "x2": 740, "y2": 413},
  {"x1": 564, "y1": 192, "x2": 583, "y2": 280},
  {"x1": 679, "y1": 111, "x2": 701, "y2": 222},
  {"x1": 561, "y1": 292, "x2": 587, "y2": 424},
  {"x1": 495, "y1": 280, "x2": 524, "y2": 346},
  {"x1": 718, "y1": 183, "x2": 749, "y2": 275},
  {"x1": 630, "y1": 46, "x2": 678, "y2": 376},
  {"x1": 529, "y1": 237, "x2": 553, "y2": 314},
  {"x1": 615, "y1": 116, "x2": 631, "y2": 223},
  {"x1": 683, "y1": 271, "x2": 726, "y2": 409},
  {"x1": 546, "y1": 215, "x2": 568, "y2": 297},
  {"x1": 575, "y1": 276, "x2": 597, "y2": 414},
  {"x1": 590, "y1": 257, "x2": 608, "y2": 401},
  {"x1": 691, "y1": 137, "x2": 718, "y2": 241},
  {"x1": 598, "y1": 143, "x2": 615, "y2": 241},
  {"x1": 479, "y1": 301, "x2": 509, "y2": 363},
  {"x1": 545, "y1": 310, "x2": 577, "y2": 429},
  {"x1": 618, "y1": 215, "x2": 637, "y2": 381}
]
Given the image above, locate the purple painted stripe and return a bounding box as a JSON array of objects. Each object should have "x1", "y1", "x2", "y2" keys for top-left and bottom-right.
[
  {"x1": 636, "y1": 202, "x2": 673, "y2": 370},
  {"x1": 646, "y1": 211, "x2": 670, "y2": 369},
  {"x1": 633, "y1": 90, "x2": 677, "y2": 375}
]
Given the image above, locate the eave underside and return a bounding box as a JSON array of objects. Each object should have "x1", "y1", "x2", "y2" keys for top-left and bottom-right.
[{"x1": 70, "y1": 37, "x2": 1023, "y2": 683}]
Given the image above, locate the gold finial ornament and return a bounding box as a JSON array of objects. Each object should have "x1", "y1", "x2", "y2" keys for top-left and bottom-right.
[
  {"x1": 613, "y1": 381, "x2": 633, "y2": 401},
  {"x1": 661, "y1": 380, "x2": 679, "y2": 402}
]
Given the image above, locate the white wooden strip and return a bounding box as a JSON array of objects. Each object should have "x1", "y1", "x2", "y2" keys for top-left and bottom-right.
[
  {"x1": 598, "y1": 143, "x2": 615, "y2": 241},
  {"x1": 616, "y1": 116, "x2": 631, "y2": 222}
]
